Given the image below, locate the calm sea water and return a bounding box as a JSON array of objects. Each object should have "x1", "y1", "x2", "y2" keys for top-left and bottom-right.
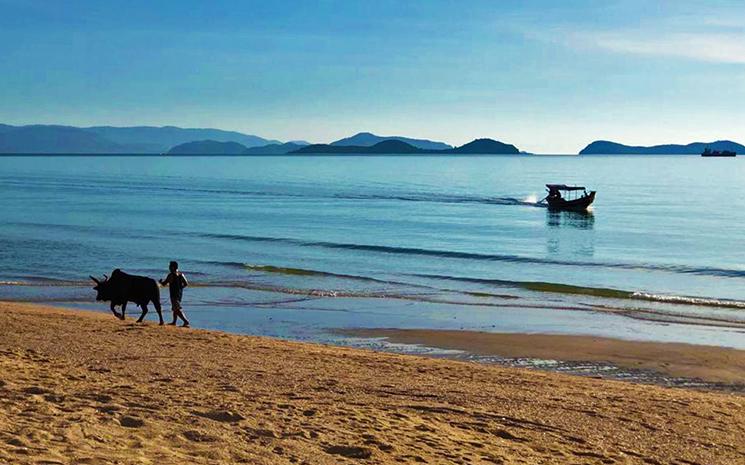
[{"x1": 1, "y1": 155, "x2": 744, "y2": 349}]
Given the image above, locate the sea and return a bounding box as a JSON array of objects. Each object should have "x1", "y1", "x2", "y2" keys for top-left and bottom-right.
[{"x1": 1, "y1": 155, "x2": 744, "y2": 354}]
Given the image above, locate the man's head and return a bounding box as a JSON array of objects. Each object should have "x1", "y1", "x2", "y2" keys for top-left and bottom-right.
[{"x1": 169, "y1": 261, "x2": 178, "y2": 272}]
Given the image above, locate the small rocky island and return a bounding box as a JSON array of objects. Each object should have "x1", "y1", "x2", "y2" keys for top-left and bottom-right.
[{"x1": 580, "y1": 140, "x2": 745, "y2": 155}]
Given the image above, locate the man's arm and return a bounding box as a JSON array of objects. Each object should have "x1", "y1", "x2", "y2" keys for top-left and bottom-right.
[
  {"x1": 180, "y1": 273, "x2": 188, "y2": 288},
  {"x1": 159, "y1": 273, "x2": 172, "y2": 286}
]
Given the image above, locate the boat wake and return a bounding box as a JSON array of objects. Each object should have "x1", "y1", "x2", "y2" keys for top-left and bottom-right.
[{"x1": 3, "y1": 176, "x2": 549, "y2": 208}]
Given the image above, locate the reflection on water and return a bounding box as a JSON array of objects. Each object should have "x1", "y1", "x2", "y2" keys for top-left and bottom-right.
[
  {"x1": 546, "y1": 210, "x2": 595, "y2": 258},
  {"x1": 546, "y1": 210, "x2": 595, "y2": 229}
]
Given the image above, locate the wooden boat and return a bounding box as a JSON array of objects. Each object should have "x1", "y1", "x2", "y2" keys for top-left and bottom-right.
[{"x1": 543, "y1": 184, "x2": 596, "y2": 211}]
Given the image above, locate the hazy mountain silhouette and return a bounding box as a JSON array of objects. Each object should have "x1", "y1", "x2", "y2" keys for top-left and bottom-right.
[
  {"x1": 293, "y1": 138, "x2": 520, "y2": 155},
  {"x1": 0, "y1": 125, "x2": 126, "y2": 153},
  {"x1": 293, "y1": 140, "x2": 422, "y2": 154},
  {"x1": 330, "y1": 132, "x2": 452, "y2": 150},
  {"x1": 3, "y1": 122, "x2": 521, "y2": 155},
  {"x1": 243, "y1": 142, "x2": 305, "y2": 154},
  {"x1": 87, "y1": 125, "x2": 277, "y2": 152},
  {"x1": 292, "y1": 143, "x2": 371, "y2": 154},
  {"x1": 580, "y1": 140, "x2": 745, "y2": 155},
  {"x1": 445, "y1": 138, "x2": 519, "y2": 154},
  {"x1": 0, "y1": 124, "x2": 278, "y2": 153},
  {"x1": 167, "y1": 140, "x2": 248, "y2": 155}
]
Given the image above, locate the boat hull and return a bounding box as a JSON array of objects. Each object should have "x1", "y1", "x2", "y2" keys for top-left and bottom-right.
[{"x1": 547, "y1": 191, "x2": 596, "y2": 212}]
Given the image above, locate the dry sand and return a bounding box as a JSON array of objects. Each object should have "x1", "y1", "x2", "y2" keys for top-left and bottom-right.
[
  {"x1": 343, "y1": 329, "x2": 745, "y2": 385},
  {"x1": 0, "y1": 302, "x2": 743, "y2": 465}
]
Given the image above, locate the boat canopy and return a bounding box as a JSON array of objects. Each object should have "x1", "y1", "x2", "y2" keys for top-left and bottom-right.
[{"x1": 546, "y1": 184, "x2": 586, "y2": 191}]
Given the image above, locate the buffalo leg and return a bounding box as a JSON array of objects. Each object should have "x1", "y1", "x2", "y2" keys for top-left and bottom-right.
[
  {"x1": 110, "y1": 302, "x2": 123, "y2": 320},
  {"x1": 120, "y1": 301, "x2": 127, "y2": 320},
  {"x1": 153, "y1": 299, "x2": 164, "y2": 325},
  {"x1": 136, "y1": 303, "x2": 148, "y2": 323}
]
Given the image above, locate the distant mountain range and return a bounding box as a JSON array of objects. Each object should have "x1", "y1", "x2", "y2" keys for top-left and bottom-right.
[
  {"x1": 166, "y1": 132, "x2": 518, "y2": 155},
  {"x1": 8, "y1": 123, "x2": 738, "y2": 156},
  {"x1": 0, "y1": 124, "x2": 278, "y2": 153},
  {"x1": 0, "y1": 125, "x2": 127, "y2": 154},
  {"x1": 293, "y1": 138, "x2": 519, "y2": 155},
  {"x1": 86, "y1": 126, "x2": 278, "y2": 152},
  {"x1": 168, "y1": 140, "x2": 306, "y2": 155},
  {"x1": 330, "y1": 132, "x2": 452, "y2": 150},
  {"x1": 293, "y1": 140, "x2": 423, "y2": 154},
  {"x1": 580, "y1": 140, "x2": 744, "y2": 155},
  {"x1": 243, "y1": 142, "x2": 307, "y2": 155},
  {"x1": 168, "y1": 137, "x2": 519, "y2": 155},
  {"x1": 165, "y1": 140, "x2": 250, "y2": 155}
]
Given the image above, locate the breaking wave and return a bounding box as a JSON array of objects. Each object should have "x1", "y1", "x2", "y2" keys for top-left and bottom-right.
[{"x1": 414, "y1": 274, "x2": 745, "y2": 310}]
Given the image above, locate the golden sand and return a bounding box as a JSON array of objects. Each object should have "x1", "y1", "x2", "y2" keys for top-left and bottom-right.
[{"x1": 0, "y1": 302, "x2": 743, "y2": 464}]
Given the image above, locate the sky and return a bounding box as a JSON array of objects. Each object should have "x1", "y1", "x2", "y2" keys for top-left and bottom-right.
[{"x1": 1, "y1": 0, "x2": 744, "y2": 153}]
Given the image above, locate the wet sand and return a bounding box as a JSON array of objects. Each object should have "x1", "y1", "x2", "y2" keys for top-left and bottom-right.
[
  {"x1": 343, "y1": 329, "x2": 745, "y2": 385},
  {"x1": 1, "y1": 302, "x2": 744, "y2": 464}
]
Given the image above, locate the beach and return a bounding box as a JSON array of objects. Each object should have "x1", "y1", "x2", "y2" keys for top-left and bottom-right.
[{"x1": 1, "y1": 302, "x2": 743, "y2": 465}]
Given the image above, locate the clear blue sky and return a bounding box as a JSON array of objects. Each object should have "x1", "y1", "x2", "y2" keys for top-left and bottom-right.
[{"x1": 1, "y1": 0, "x2": 743, "y2": 153}]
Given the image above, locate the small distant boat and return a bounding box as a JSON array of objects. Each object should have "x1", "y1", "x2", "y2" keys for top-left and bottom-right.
[
  {"x1": 542, "y1": 184, "x2": 596, "y2": 211},
  {"x1": 701, "y1": 148, "x2": 736, "y2": 157}
]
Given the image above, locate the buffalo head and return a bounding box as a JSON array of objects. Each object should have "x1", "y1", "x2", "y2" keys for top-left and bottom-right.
[{"x1": 90, "y1": 273, "x2": 111, "y2": 301}]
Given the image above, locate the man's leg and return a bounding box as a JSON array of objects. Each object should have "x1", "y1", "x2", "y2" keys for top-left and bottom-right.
[
  {"x1": 177, "y1": 306, "x2": 190, "y2": 327},
  {"x1": 169, "y1": 298, "x2": 178, "y2": 325}
]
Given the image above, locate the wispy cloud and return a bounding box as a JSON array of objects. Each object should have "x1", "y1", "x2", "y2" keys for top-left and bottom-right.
[
  {"x1": 573, "y1": 31, "x2": 745, "y2": 64},
  {"x1": 525, "y1": 8, "x2": 745, "y2": 65}
]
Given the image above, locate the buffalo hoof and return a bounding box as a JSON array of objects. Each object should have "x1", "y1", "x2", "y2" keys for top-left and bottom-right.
[{"x1": 159, "y1": 321, "x2": 164, "y2": 326}]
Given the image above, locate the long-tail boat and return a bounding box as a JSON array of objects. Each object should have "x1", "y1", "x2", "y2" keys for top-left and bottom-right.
[{"x1": 542, "y1": 184, "x2": 596, "y2": 211}]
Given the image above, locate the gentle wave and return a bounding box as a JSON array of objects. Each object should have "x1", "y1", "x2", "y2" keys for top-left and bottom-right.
[
  {"x1": 4, "y1": 267, "x2": 745, "y2": 311},
  {"x1": 0, "y1": 278, "x2": 90, "y2": 287},
  {"x1": 243, "y1": 264, "x2": 394, "y2": 284},
  {"x1": 4, "y1": 274, "x2": 745, "y2": 328},
  {"x1": 200, "y1": 233, "x2": 745, "y2": 279},
  {"x1": 235, "y1": 263, "x2": 436, "y2": 290},
  {"x1": 11, "y1": 221, "x2": 745, "y2": 280},
  {"x1": 415, "y1": 273, "x2": 745, "y2": 310},
  {"x1": 244, "y1": 264, "x2": 331, "y2": 276}
]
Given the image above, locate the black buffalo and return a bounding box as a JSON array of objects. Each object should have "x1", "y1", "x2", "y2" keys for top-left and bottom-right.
[{"x1": 90, "y1": 269, "x2": 164, "y2": 325}]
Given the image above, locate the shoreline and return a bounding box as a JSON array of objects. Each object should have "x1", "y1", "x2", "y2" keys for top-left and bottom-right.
[
  {"x1": 1, "y1": 302, "x2": 744, "y2": 464},
  {"x1": 340, "y1": 328, "x2": 745, "y2": 389}
]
